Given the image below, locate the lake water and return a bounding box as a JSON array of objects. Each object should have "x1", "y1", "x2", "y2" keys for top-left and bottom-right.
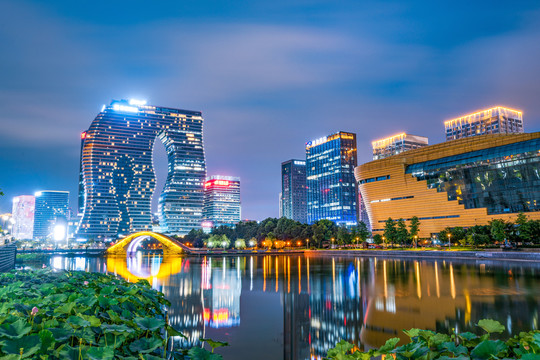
[{"x1": 46, "y1": 254, "x2": 540, "y2": 360}]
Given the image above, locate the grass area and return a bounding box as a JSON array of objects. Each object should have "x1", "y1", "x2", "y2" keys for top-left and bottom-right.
[{"x1": 15, "y1": 253, "x2": 51, "y2": 263}]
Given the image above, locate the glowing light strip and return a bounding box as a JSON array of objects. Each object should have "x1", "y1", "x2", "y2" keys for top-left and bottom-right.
[{"x1": 444, "y1": 106, "x2": 523, "y2": 127}]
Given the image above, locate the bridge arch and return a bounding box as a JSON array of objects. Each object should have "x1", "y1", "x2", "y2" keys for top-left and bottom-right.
[{"x1": 107, "y1": 231, "x2": 192, "y2": 255}]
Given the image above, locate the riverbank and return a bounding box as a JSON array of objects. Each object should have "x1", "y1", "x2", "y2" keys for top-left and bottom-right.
[{"x1": 305, "y1": 248, "x2": 540, "y2": 262}]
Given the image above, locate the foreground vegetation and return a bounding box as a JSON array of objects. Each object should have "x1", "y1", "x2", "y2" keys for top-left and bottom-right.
[
  {"x1": 325, "y1": 319, "x2": 540, "y2": 360},
  {"x1": 0, "y1": 269, "x2": 226, "y2": 359}
]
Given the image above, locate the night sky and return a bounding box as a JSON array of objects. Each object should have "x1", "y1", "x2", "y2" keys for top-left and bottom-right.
[{"x1": 1, "y1": 1, "x2": 540, "y2": 220}]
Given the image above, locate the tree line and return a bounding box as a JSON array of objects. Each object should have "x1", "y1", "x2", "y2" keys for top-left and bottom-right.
[{"x1": 180, "y1": 217, "x2": 371, "y2": 249}]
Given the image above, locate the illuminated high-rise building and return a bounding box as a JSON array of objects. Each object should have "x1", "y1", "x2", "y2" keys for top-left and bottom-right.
[
  {"x1": 445, "y1": 106, "x2": 523, "y2": 141},
  {"x1": 306, "y1": 132, "x2": 358, "y2": 227},
  {"x1": 372, "y1": 133, "x2": 428, "y2": 160},
  {"x1": 11, "y1": 195, "x2": 35, "y2": 240},
  {"x1": 281, "y1": 159, "x2": 307, "y2": 223},
  {"x1": 33, "y1": 191, "x2": 69, "y2": 240},
  {"x1": 203, "y1": 175, "x2": 241, "y2": 227},
  {"x1": 77, "y1": 99, "x2": 206, "y2": 239}
]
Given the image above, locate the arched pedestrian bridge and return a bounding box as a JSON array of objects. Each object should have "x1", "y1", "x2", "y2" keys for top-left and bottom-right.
[{"x1": 107, "y1": 231, "x2": 193, "y2": 255}]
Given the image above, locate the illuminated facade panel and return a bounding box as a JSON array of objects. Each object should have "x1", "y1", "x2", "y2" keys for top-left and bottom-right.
[
  {"x1": 306, "y1": 131, "x2": 358, "y2": 226},
  {"x1": 281, "y1": 159, "x2": 307, "y2": 223},
  {"x1": 77, "y1": 99, "x2": 206, "y2": 238},
  {"x1": 203, "y1": 175, "x2": 241, "y2": 228},
  {"x1": 445, "y1": 106, "x2": 523, "y2": 141},
  {"x1": 355, "y1": 132, "x2": 540, "y2": 237},
  {"x1": 11, "y1": 195, "x2": 35, "y2": 240},
  {"x1": 33, "y1": 191, "x2": 69, "y2": 240},
  {"x1": 372, "y1": 133, "x2": 428, "y2": 160}
]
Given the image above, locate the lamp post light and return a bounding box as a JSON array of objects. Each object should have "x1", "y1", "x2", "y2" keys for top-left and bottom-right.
[
  {"x1": 447, "y1": 233, "x2": 452, "y2": 250},
  {"x1": 356, "y1": 237, "x2": 359, "y2": 248},
  {"x1": 414, "y1": 235, "x2": 418, "y2": 249},
  {"x1": 331, "y1": 237, "x2": 335, "y2": 249},
  {"x1": 306, "y1": 238, "x2": 309, "y2": 249}
]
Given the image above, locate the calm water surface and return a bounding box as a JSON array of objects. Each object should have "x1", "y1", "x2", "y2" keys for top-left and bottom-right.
[{"x1": 48, "y1": 254, "x2": 540, "y2": 360}]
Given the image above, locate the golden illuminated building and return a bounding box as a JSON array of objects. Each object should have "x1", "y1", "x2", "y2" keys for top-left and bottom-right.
[
  {"x1": 355, "y1": 132, "x2": 540, "y2": 237},
  {"x1": 445, "y1": 106, "x2": 523, "y2": 141},
  {"x1": 372, "y1": 133, "x2": 428, "y2": 160}
]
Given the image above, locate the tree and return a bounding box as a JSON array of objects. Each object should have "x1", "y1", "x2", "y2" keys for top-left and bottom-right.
[
  {"x1": 396, "y1": 219, "x2": 409, "y2": 245},
  {"x1": 235, "y1": 238, "x2": 246, "y2": 249},
  {"x1": 409, "y1": 216, "x2": 421, "y2": 247},
  {"x1": 373, "y1": 234, "x2": 383, "y2": 245},
  {"x1": 357, "y1": 222, "x2": 371, "y2": 246},
  {"x1": 490, "y1": 219, "x2": 508, "y2": 243},
  {"x1": 312, "y1": 220, "x2": 336, "y2": 248},
  {"x1": 219, "y1": 234, "x2": 230, "y2": 249},
  {"x1": 383, "y1": 218, "x2": 397, "y2": 247},
  {"x1": 336, "y1": 226, "x2": 350, "y2": 246}
]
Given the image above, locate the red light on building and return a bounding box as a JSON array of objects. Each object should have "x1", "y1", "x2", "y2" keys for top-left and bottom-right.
[
  {"x1": 81, "y1": 132, "x2": 87, "y2": 139},
  {"x1": 205, "y1": 179, "x2": 230, "y2": 188}
]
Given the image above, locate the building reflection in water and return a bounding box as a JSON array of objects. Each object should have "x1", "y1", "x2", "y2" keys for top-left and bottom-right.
[{"x1": 50, "y1": 254, "x2": 540, "y2": 360}]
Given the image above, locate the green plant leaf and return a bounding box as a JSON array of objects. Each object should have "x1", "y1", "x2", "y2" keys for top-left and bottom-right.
[
  {"x1": 79, "y1": 314, "x2": 101, "y2": 327},
  {"x1": 134, "y1": 317, "x2": 165, "y2": 331},
  {"x1": 188, "y1": 346, "x2": 223, "y2": 360},
  {"x1": 48, "y1": 328, "x2": 72, "y2": 341},
  {"x1": 0, "y1": 319, "x2": 32, "y2": 339},
  {"x1": 470, "y1": 340, "x2": 508, "y2": 360},
  {"x1": 477, "y1": 319, "x2": 505, "y2": 334},
  {"x1": 377, "y1": 337, "x2": 400, "y2": 353},
  {"x1": 87, "y1": 346, "x2": 115, "y2": 360},
  {"x1": 201, "y1": 338, "x2": 229, "y2": 351},
  {"x1": 326, "y1": 339, "x2": 355, "y2": 359},
  {"x1": 54, "y1": 302, "x2": 75, "y2": 315},
  {"x1": 67, "y1": 315, "x2": 91, "y2": 328},
  {"x1": 403, "y1": 329, "x2": 422, "y2": 339},
  {"x1": 440, "y1": 341, "x2": 468, "y2": 355},
  {"x1": 522, "y1": 354, "x2": 540, "y2": 360},
  {"x1": 438, "y1": 356, "x2": 470, "y2": 360},
  {"x1": 2, "y1": 335, "x2": 41, "y2": 358},
  {"x1": 166, "y1": 325, "x2": 187, "y2": 339},
  {"x1": 102, "y1": 323, "x2": 134, "y2": 335},
  {"x1": 39, "y1": 329, "x2": 55, "y2": 353},
  {"x1": 128, "y1": 337, "x2": 163, "y2": 354}
]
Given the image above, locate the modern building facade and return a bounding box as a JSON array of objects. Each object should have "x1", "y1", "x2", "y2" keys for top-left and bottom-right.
[
  {"x1": 445, "y1": 106, "x2": 523, "y2": 141},
  {"x1": 203, "y1": 175, "x2": 241, "y2": 228},
  {"x1": 33, "y1": 191, "x2": 69, "y2": 240},
  {"x1": 306, "y1": 132, "x2": 358, "y2": 227},
  {"x1": 372, "y1": 133, "x2": 428, "y2": 160},
  {"x1": 11, "y1": 195, "x2": 35, "y2": 240},
  {"x1": 77, "y1": 99, "x2": 206, "y2": 239},
  {"x1": 281, "y1": 159, "x2": 307, "y2": 223},
  {"x1": 355, "y1": 132, "x2": 540, "y2": 238}
]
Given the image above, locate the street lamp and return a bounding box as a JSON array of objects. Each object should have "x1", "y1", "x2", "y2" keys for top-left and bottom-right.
[
  {"x1": 331, "y1": 237, "x2": 335, "y2": 249},
  {"x1": 414, "y1": 235, "x2": 418, "y2": 249},
  {"x1": 447, "y1": 233, "x2": 451, "y2": 250},
  {"x1": 306, "y1": 238, "x2": 309, "y2": 249}
]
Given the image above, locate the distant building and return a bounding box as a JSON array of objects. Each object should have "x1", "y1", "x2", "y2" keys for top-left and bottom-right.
[
  {"x1": 372, "y1": 133, "x2": 428, "y2": 160},
  {"x1": 445, "y1": 106, "x2": 523, "y2": 141},
  {"x1": 356, "y1": 132, "x2": 540, "y2": 238},
  {"x1": 203, "y1": 176, "x2": 241, "y2": 228},
  {"x1": 281, "y1": 159, "x2": 307, "y2": 223},
  {"x1": 33, "y1": 191, "x2": 69, "y2": 240},
  {"x1": 306, "y1": 131, "x2": 358, "y2": 227},
  {"x1": 77, "y1": 99, "x2": 206, "y2": 239},
  {"x1": 77, "y1": 131, "x2": 87, "y2": 216},
  {"x1": 11, "y1": 195, "x2": 35, "y2": 240}
]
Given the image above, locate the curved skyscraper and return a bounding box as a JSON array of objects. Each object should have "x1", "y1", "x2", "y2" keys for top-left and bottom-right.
[{"x1": 77, "y1": 99, "x2": 206, "y2": 239}]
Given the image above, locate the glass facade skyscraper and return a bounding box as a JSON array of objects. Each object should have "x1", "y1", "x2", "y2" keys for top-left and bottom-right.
[
  {"x1": 372, "y1": 133, "x2": 428, "y2": 160},
  {"x1": 77, "y1": 99, "x2": 206, "y2": 239},
  {"x1": 11, "y1": 195, "x2": 35, "y2": 240},
  {"x1": 33, "y1": 191, "x2": 69, "y2": 240},
  {"x1": 445, "y1": 106, "x2": 523, "y2": 141},
  {"x1": 203, "y1": 175, "x2": 241, "y2": 227},
  {"x1": 281, "y1": 159, "x2": 307, "y2": 223},
  {"x1": 306, "y1": 132, "x2": 358, "y2": 226}
]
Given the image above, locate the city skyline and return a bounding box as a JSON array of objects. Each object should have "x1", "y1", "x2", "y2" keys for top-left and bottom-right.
[{"x1": 2, "y1": 1, "x2": 540, "y2": 221}]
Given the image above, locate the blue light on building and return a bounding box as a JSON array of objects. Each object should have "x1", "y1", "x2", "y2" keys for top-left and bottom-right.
[
  {"x1": 306, "y1": 132, "x2": 358, "y2": 226},
  {"x1": 33, "y1": 191, "x2": 69, "y2": 240}
]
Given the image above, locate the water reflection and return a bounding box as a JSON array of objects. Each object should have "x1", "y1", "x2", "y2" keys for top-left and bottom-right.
[{"x1": 50, "y1": 254, "x2": 540, "y2": 360}]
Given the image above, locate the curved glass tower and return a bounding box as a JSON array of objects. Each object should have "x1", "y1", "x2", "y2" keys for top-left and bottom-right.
[{"x1": 77, "y1": 99, "x2": 206, "y2": 239}]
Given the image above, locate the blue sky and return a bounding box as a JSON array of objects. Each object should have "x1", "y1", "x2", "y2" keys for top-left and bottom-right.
[{"x1": 1, "y1": 0, "x2": 540, "y2": 220}]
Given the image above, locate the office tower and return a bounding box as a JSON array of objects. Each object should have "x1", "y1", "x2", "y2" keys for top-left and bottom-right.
[
  {"x1": 77, "y1": 99, "x2": 206, "y2": 239},
  {"x1": 306, "y1": 131, "x2": 358, "y2": 227},
  {"x1": 77, "y1": 131, "x2": 87, "y2": 215},
  {"x1": 356, "y1": 132, "x2": 540, "y2": 237},
  {"x1": 11, "y1": 195, "x2": 35, "y2": 240},
  {"x1": 281, "y1": 159, "x2": 307, "y2": 223},
  {"x1": 372, "y1": 133, "x2": 428, "y2": 160},
  {"x1": 445, "y1": 106, "x2": 523, "y2": 141},
  {"x1": 203, "y1": 176, "x2": 241, "y2": 227},
  {"x1": 33, "y1": 191, "x2": 69, "y2": 240}
]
